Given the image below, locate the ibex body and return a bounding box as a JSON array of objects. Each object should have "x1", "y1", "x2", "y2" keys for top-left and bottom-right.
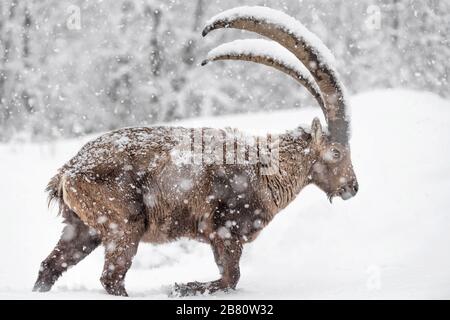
[{"x1": 34, "y1": 6, "x2": 358, "y2": 296}]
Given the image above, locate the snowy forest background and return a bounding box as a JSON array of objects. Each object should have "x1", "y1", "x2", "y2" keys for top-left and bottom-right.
[
  {"x1": 1, "y1": 0, "x2": 450, "y2": 299},
  {"x1": 0, "y1": 0, "x2": 448, "y2": 142}
]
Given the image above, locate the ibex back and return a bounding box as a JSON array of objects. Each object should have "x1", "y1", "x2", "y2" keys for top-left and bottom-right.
[{"x1": 33, "y1": 6, "x2": 358, "y2": 297}]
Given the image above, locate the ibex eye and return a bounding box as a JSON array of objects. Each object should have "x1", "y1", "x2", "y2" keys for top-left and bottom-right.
[{"x1": 331, "y1": 148, "x2": 341, "y2": 159}]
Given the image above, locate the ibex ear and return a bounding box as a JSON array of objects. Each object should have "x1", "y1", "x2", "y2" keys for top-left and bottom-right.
[{"x1": 311, "y1": 117, "x2": 323, "y2": 144}]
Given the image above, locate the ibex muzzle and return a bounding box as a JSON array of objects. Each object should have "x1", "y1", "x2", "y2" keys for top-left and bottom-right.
[{"x1": 33, "y1": 6, "x2": 358, "y2": 297}]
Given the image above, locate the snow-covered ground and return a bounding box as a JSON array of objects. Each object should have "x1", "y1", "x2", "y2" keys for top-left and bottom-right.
[{"x1": 0, "y1": 89, "x2": 449, "y2": 299}]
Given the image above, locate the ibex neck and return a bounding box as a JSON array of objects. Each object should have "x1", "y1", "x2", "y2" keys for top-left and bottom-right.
[{"x1": 261, "y1": 130, "x2": 316, "y2": 213}]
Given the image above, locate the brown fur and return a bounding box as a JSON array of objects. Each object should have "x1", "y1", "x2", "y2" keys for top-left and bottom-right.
[
  {"x1": 33, "y1": 8, "x2": 358, "y2": 296},
  {"x1": 33, "y1": 124, "x2": 357, "y2": 296}
]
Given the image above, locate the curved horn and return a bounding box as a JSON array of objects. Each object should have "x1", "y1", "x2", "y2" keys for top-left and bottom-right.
[
  {"x1": 203, "y1": 6, "x2": 349, "y2": 145},
  {"x1": 201, "y1": 39, "x2": 325, "y2": 112}
]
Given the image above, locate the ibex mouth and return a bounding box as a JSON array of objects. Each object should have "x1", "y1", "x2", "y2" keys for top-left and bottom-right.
[
  {"x1": 328, "y1": 188, "x2": 354, "y2": 203},
  {"x1": 337, "y1": 186, "x2": 355, "y2": 201},
  {"x1": 340, "y1": 191, "x2": 353, "y2": 200}
]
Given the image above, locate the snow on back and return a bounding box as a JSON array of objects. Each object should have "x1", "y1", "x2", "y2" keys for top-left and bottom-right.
[
  {"x1": 204, "y1": 6, "x2": 336, "y2": 68},
  {"x1": 206, "y1": 39, "x2": 318, "y2": 89}
]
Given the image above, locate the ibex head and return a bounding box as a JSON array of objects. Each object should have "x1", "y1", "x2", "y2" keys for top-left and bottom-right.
[
  {"x1": 309, "y1": 118, "x2": 358, "y2": 202},
  {"x1": 202, "y1": 6, "x2": 358, "y2": 202}
]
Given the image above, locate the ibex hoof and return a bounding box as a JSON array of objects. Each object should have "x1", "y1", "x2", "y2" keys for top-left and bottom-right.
[
  {"x1": 101, "y1": 279, "x2": 128, "y2": 297},
  {"x1": 103, "y1": 285, "x2": 128, "y2": 297},
  {"x1": 170, "y1": 280, "x2": 231, "y2": 297},
  {"x1": 32, "y1": 281, "x2": 52, "y2": 293}
]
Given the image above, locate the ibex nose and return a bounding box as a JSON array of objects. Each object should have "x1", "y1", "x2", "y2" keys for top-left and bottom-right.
[
  {"x1": 353, "y1": 183, "x2": 359, "y2": 194},
  {"x1": 340, "y1": 182, "x2": 358, "y2": 200}
]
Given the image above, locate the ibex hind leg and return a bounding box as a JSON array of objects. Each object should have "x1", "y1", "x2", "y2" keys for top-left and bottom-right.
[
  {"x1": 60, "y1": 174, "x2": 147, "y2": 296},
  {"x1": 33, "y1": 205, "x2": 101, "y2": 292},
  {"x1": 99, "y1": 219, "x2": 146, "y2": 297}
]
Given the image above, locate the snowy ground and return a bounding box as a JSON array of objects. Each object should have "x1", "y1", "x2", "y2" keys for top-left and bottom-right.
[{"x1": 0, "y1": 89, "x2": 449, "y2": 299}]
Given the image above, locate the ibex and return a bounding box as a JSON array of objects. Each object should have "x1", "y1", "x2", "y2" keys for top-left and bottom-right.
[{"x1": 33, "y1": 6, "x2": 358, "y2": 297}]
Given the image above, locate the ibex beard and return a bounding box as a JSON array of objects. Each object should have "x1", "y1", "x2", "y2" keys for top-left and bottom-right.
[{"x1": 33, "y1": 6, "x2": 358, "y2": 297}]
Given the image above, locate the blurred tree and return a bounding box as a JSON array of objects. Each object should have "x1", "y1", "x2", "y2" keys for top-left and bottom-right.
[{"x1": 0, "y1": 0, "x2": 448, "y2": 141}]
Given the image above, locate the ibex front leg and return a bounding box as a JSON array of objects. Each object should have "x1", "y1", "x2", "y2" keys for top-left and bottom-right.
[{"x1": 173, "y1": 237, "x2": 242, "y2": 296}]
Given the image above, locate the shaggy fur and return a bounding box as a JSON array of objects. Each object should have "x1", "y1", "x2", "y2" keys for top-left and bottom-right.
[
  {"x1": 33, "y1": 124, "x2": 357, "y2": 296},
  {"x1": 33, "y1": 8, "x2": 358, "y2": 296}
]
